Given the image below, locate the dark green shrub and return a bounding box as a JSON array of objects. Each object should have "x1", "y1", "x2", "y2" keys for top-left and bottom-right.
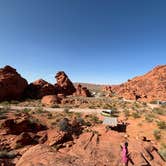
[
  {"x1": 131, "y1": 112, "x2": 141, "y2": 118},
  {"x1": 153, "y1": 129, "x2": 161, "y2": 140},
  {"x1": 157, "y1": 121, "x2": 166, "y2": 130}
]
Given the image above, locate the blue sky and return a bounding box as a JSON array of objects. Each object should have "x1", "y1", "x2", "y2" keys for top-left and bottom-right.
[{"x1": 0, "y1": 0, "x2": 165, "y2": 84}]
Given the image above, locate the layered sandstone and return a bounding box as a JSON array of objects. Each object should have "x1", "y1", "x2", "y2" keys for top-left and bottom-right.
[
  {"x1": 112, "y1": 65, "x2": 166, "y2": 101},
  {"x1": 55, "y1": 71, "x2": 76, "y2": 96},
  {"x1": 0, "y1": 65, "x2": 28, "y2": 101}
]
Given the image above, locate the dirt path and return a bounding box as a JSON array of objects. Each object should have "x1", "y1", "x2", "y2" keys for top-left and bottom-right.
[{"x1": 0, "y1": 105, "x2": 103, "y2": 114}]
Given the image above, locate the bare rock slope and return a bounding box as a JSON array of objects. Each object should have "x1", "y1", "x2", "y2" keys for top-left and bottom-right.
[{"x1": 112, "y1": 65, "x2": 166, "y2": 101}]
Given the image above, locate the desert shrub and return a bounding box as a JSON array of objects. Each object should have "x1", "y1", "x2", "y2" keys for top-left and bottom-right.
[
  {"x1": 76, "y1": 117, "x2": 85, "y2": 125},
  {"x1": 150, "y1": 100, "x2": 159, "y2": 104},
  {"x1": 0, "y1": 150, "x2": 16, "y2": 159},
  {"x1": 0, "y1": 101, "x2": 10, "y2": 106},
  {"x1": 58, "y1": 118, "x2": 71, "y2": 132},
  {"x1": 144, "y1": 113, "x2": 155, "y2": 122},
  {"x1": 131, "y1": 112, "x2": 141, "y2": 119},
  {"x1": 152, "y1": 107, "x2": 165, "y2": 115},
  {"x1": 156, "y1": 121, "x2": 166, "y2": 130},
  {"x1": 47, "y1": 112, "x2": 53, "y2": 119},
  {"x1": 63, "y1": 108, "x2": 70, "y2": 114},
  {"x1": 51, "y1": 104, "x2": 60, "y2": 108},
  {"x1": 74, "y1": 112, "x2": 82, "y2": 118},
  {"x1": 89, "y1": 105, "x2": 96, "y2": 109},
  {"x1": 142, "y1": 102, "x2": 147, "y2": 106},
  {"x1": 22, "y1": 108, "x2": 31, "y2": 113},
  {"x1": 0, "y1": 115, "x2": 7, "y2": 120},
  {"x1": 159, "y1": 143, "x2": 166, "y2": 161},
  {"x1": 153, "y1": 129, "x2": 161, "y2": 140},
  {"x1": 88, "y1": 114, "x2": 102, "y2": 124},
  {"x1": 124, "y1": 109, "x2": 130, "y2": 117},
  {"x1": 10, "y1": 100, "x2": 19, "y2": 105},
  {"x1": 0, "y1": 106, "x2": 11, "y2": 116},
  {"x1": 36, "y1": 107, "x2": 47, "y2": 114}
]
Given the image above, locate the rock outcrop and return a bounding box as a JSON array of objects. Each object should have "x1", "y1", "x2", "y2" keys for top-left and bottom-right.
[
  {"x1": 16, "y1": 127, "x2": 165, "y2": 166},
  {"x1": 74, "y1": 84, "x2": 91, "y2": 97},
  {"x1": 1, "y1": 115, "x2": 47, "y2": 135},
  {"x1": 55, "y1": 71, "x2": 76, "y2": 96},
  {"x1": 24, "y1": 79, "x2": 55, "y2": 99},
  {"x1": 0, "y1": 65, "x2": 28, "y2": 101},
  {"x1": 112, "y1": 65, "x2": 166, "y2": 101}
]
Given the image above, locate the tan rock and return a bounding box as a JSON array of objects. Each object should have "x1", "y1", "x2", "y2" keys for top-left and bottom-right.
[{"x1": 41, "y1": 95, "x2": 61, "y2": 106}]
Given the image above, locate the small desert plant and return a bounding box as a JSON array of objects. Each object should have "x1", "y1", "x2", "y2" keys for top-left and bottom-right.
[
  {"x1": 0, "y1": 108, "x2": 9, "y2": 115},
  {"x1": 63, "y1": 108, "x2": 70, "y2": 114},
  {"x1": 88, "y1": 114, "x2": 102, "y2": 124},
  {"x1": 47, "y1": 112, "x2": 53, "y2": 119},
  {"x1": 152, "y1": 107, "x2": 165, "y2": 115},
  {"x1": 36, "y1": 107, "x2": 47, "y2": 114},
  {"x1": 14, "y1": 142, "x2": 23, "y2": 149},
  {"x1": 124, "y1": 109, "x2": 130, "y2": 117},
  {"x1": 10, "y1": 100, "x2": 19, "y2": 105},
  {"x1": 22, "y1": 108, "x2": 31, "y2": 113},
  {"x1": 0, "y1": 115, "x2": 7, "y2": 120},
  {"x1": 159, "y1": 143, "x2": 166, "y2": 161},
  {"x1": 144, "y1": 113, "x2": 155, "y2": 122},
  {"x1": 131, "y1": 112, "x2": 141, "y2": 119},
  {"x1": 156, "y1": 121, "x2": 166, "y2": 130},
  {"x1": 0, "y1": 101, "x2": 10, "y2": 106},
  {"x1": 51, "y1": 104, "x2": 60, "y2": 108},
  {"x1": 58, "y1": 118, "x2": 71, "y2": 132},
  {"x1": 153, "y1": 129, "x2": 161, "y2": 140},
  {"x1": 88, "y1": 105, "x2": 96, "y2": 109},
  {"x1": 150, "y1": 100, "x2": 158, "y2": 104},
  {"x1": 0, "y1": 150, "x2": 16, "y2": 158}
]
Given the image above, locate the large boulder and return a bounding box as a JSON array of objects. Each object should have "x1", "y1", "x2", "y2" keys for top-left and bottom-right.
[
  {"x1": 74, "y1": 84, "x2": 91, "y2": 97},
  {"x1": 41, "y1": 95, "x2": 61, "y2": 107},
  {"x1": 55, "y1": 71, "x2": 76, "y2": 96},
  {"x1": 0, "y1": 65, "x2": 28, "y2": 101},
  {"x1": 24, "y1": 79, "x2": 55, "y2": 99}
]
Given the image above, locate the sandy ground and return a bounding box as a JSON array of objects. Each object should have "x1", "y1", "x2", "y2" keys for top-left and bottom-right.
[{"x1": 0, "y1": 105, "x2": 103, "y2": 114}]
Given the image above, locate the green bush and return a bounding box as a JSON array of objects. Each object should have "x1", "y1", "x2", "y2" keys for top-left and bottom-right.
[
  {"x1": 157, "y1": 121, "x2": 166, "y2": 130},
  {"x1": 58, "y1": 118, "x2": 71, "y2": 132},
  {"x1": 10, "y1": 100, "x2": 19, "y2": 105},
  {"x1": 153, "y1": 129, "x2": 161, "y2": 140},
  {"x1": 159, "y1": 143, "x2": 166, "y2": 161},
  {"x1": 144, "y1": 113, "x2": 155, "y2": 122},
  {"x1": 152, "y1": 107, "x2": 165, "y2": 115},
  {"x1": 131, "y1": 112, "x2": 141, "y2": 119},
  {"x1": 124, "y1": 109, "x2": 130, "y2": 117},
  {"x1": 0, "y1": 150, "x2": 16, "y2": 158},
  {"x1": 22, "y1": 108, "x2": 31, "y2": 113}
]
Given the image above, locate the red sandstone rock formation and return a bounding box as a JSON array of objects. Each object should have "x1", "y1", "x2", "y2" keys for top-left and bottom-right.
[
  {"x1": 24, "y1": 79, "x2": 56, "y2": 99},
  {"x1": 41, "y1": 95, "x2": 61, "y2": 106},
  {"x1": 55, "y1": 71, "x2": 76, "y2": 96},
  {"x1": 0, "y1": 65, "x2": 28, "y2": 101},
  {"x1": 74, "y1": 84, "x2": 91, "y2": 97},
  {"x1": 16, "y1": 127, "x2": 165, "y2": 166},
  {"x1": 112, "y1": 65, "x2": 166, "y2": 101}
]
